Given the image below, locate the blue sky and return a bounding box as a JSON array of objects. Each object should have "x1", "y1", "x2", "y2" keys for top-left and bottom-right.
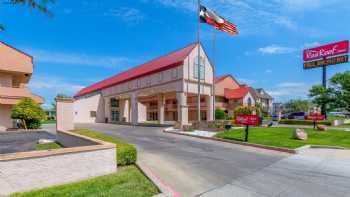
[{"x1": 1, "y1": 0, "x2": 349, "y2": 108}]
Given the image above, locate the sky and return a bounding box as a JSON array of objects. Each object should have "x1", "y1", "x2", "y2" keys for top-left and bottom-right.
[{"x1": 1, "y1": 0, "x2": 350, "y2": 109}]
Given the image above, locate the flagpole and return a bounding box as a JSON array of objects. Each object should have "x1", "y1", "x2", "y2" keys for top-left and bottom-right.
[
  {"x1": 197, "y1": 0, "x2": 201, "y2": 123},
  {"x1": 212, "y1": 28, "x2": 216, "y2": 121}
]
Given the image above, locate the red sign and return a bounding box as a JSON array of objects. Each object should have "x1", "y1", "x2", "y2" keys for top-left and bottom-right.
[
  {"x1": 235, "y1": 115, "x2": 259, "y2": 125},
  {"x1": 306, "y1": 114, "x2": 325, "y2": 121},
  {"x1": 303, "y1": 40, "x2": 349, "y2": 61}
]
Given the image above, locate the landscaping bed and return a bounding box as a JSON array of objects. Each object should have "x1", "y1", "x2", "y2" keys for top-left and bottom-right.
[
  {"x1": 35, "y1": 142, "x2": 62, "y2": 151},
  {"x1": 74, "y1": 129, "x2": 137, "y2": 166},
  {"x1": 279, "y1": 119, "x2": 332, "y2": 126},
  {"x1": 215, "y1": 127, "x2": 350, "y2": 149},
  {"x1": 10, "y1": 165, "x2": 159, "y2": 197}
]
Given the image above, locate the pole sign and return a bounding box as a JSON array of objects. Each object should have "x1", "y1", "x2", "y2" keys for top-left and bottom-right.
[
  {"x1": 303, "y1": 40, "x2": 349, "y2": 69},
  {"x1": 304, "y1": 55, "x2": 348, "y2": 69},
  {"x1": 235, "y1": 115, "x2": 259, "y2": 125},
  {"x1": 303, "y1": 40, "x2": 349, "y2": 61}
]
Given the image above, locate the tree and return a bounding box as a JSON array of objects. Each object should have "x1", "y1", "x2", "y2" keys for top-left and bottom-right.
[
  {"x1": 1, "y1": 0, "x2": 54, "y2": 31},
  {"x1": 284, "y1": 99, "x2": 310, "y2": 113},
  {"x1": 309, "y1": 85, "x2": 335, "y2": 114},
  {"x1": 329, "y1": 71, "x2": 350, "y2": 112},
  {"x1": 11, "y1": 98, "x2": 47, "y2": 129}
]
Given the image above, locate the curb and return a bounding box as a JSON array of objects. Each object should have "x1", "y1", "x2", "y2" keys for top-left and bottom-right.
[
  {"x1": 136, "y1": 162, "x2": 180, "y2": 197},
  {"x1": 164, "y1": 130, "x2": 297, "y2": 154}
]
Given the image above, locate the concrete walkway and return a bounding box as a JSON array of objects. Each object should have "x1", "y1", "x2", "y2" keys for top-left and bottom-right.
[{"x1": 74, "y1": 123, "x2": 350, "y2": 197}]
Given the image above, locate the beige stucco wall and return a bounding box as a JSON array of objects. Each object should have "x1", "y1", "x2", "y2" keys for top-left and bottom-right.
[
  {"x1": 57, "y1": 100, "x2": 74, "y2": 131},
  {"x1": 73, "y1": 94, "x2": 104, "y2": 123},
  {"x1": 0, "y1": 104, "x2": 12, "y2": 131},
  {"x1": 215, "y1": 76, "x2": 240, "y2": 96},
  {"x1": 0, "y1": 42, "x2": 33, "y2": 74},
  {"x1": 0, "y1": 73, "x2": 12, "y2": 87}
]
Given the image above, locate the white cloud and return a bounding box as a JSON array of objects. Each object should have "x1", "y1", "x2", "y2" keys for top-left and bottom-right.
[
  {"x1": 104, "y1": 7, "x2": 145, "y2": 24},
  {"x1": 267, "y1": 82, "x2": 312, "y2": 98},
  {"x1": 26, "y1": 48, "x2": 130, "y2": 68},
  {"x1": 29, "y1": 75, "x2": 85, "y2": 107},
  {"x1": 29, "y1": 75, "x2": 84, "y2": 94},
  {"x1": 258, "y1": 45, "x2": 296, "y2": 55},
  {"x1": 265, "y1": 69, "x2": 272, "y2": 74},
  {"x1": 302, "y1": 41, "x2": 321, "y2": 49},
  {"x1": 237, "y1": 77, "x2": 256, "y2": 85}
]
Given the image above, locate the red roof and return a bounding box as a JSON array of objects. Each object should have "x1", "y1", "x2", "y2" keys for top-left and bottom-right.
[
  {"x1": 215, "y1": 75, "x2": 230, "y2": 83},
  {"x1": 75, "y1": 43, "x2": 197, "y2": 97},
  {"x1": 224, "y1": 87, "x2": 250, "y2": 99}
]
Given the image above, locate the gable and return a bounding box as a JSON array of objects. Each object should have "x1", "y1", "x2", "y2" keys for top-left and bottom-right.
[{"x1": 215, "y1": 75, "x2": 240, "y2": 96}]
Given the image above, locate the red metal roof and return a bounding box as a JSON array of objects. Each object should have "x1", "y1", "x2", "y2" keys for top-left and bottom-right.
[
  {"x1": 75, "y1": 43, "x2": 197, "y2": 97},
  {"x1": 215, "y1": 74, "x2": 241, "y2": 86},
  {"x1": 224, "y1": 87, "x2": 250, "y2": 99}
]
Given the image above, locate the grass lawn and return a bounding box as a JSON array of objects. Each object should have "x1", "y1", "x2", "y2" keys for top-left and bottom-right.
[
  {"x1": 74, "y1": 129, "x2": 137, "y2": 166},
  {"x1": 35, "y1": 142, "x2": 62, "y2": 150},
  {"x1": 215, "y1": 127, "x2": 350, "y2": 149},
  {"x1": 10, "y1": 165, "x2": 159, "y2": 197},
  {"x1": 337, "y1": 123, "x2": 350, "y2": 128},
  {"x1": 42, "y1": 120, "x2": 56, "y2": 124}
]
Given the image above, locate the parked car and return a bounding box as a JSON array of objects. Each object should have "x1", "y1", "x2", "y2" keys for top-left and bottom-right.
[
  {"x1": 288, "y1": 112, "x2": 307, "y2": 120},
  {"x1": 329, "y1": 112, "x2": 348, "y2": 118}
]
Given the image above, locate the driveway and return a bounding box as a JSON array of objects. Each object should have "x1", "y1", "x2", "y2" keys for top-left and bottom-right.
[
  {"x1": 76, "y1": 123, "x2": 350, "y2": 197},
  {"x1": 0, "y1": 131, "x2": 56, "y2": 154}
]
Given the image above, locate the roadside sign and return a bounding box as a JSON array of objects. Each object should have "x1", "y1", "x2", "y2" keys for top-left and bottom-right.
[
  {"x1": 235, "y1": 115, "x2": 259, "y2": 125},
  {"x1": 304, "y1": 55, "x2": 348, "y2": 69},
  {"x1": 303, "y1": 40, "x2": 349, "y2": 61},
  {"x1": 306, "y1": 114, "x2": 325, "y2": 121}
]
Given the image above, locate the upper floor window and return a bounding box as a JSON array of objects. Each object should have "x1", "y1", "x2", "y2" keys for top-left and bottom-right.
[
  {"x1": 171, "y1": 68, "x2": 178, "y2": 79},
  {"x1": 110, "y1": 98, "x2": 119, "y2": 108},
  {"x1": 193, "y1": 56, "x2": 205, "y2": 80}
]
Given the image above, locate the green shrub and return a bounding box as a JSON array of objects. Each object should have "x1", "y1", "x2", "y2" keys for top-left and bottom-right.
[
  {"x1": 279, "y1": 119, "x2": 331, "y2": 126},
  {"x1": 11, "y1": 98, "x2": 46, "y2": 129},
  {"x1": 234, "y1": 106, "x2": 261, "y2": 117},
  {"x1": 215, "y1": 109, "x2": 226, "y2": 120},
  {"x1": 74, "y1": 130, "x2": 137, "y2": 166}
]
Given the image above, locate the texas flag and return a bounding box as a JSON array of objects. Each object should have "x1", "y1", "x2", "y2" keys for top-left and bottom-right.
[{"x1": 199, "y1": 5, "x2": 238, "y2": 36}]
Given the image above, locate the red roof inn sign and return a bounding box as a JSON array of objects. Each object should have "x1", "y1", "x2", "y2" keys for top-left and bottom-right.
[{"x1": 303, "y1": 40, "x2": 349, "y2": 69}]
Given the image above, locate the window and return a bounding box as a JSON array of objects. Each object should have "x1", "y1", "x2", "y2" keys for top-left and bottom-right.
[
  {"x1": 111, "y1": 110, "x2": 119, "y2": 122},
  {"x1": 90, "y1": 111, "x2": 97, "y2": 118},
  {"x1": 247, "y1": 98, "x2": 252, "y2": 107},
  {"x1": 193, "y1": 56, "x2": 205, "y2": 80},
  {"x1": 171, "y1": 68, "x2": 178, "y2": 79},
  {"x1": 158, "y1": 72, "x2": 163, "y2": 82},
  {"x1": 110, "y1": 98, "x2": 119, "y2": 108}
]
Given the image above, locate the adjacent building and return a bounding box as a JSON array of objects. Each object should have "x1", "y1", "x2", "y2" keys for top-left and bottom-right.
[
  {"x1": 214, "y1": 75, "x2": 256, "y2": 117},
  {"x1": 0, "y1": 41, "x2": 44, "y2": 131},
  {"x1": 74, "y1": 43, "x2": 214, "y2": 125},
  {"x1": 252, "y1": 88, "x2": 273, "y2": 114}
]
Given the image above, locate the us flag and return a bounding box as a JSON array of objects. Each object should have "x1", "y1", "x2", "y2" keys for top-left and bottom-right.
[{"x1": 199, "y1": 5, "x2": 238, "y2": 36}]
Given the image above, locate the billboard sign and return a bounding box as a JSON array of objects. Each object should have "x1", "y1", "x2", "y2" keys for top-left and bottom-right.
[
  {"x1": 235, "y1": 115, "x2": 259, "y2": 125},
  {"x1": 304, "y1": 55, "x2": 348, "y2": 69},
  {"x1": 303, "y1": 40, "x2": 349, "y2": 61}
]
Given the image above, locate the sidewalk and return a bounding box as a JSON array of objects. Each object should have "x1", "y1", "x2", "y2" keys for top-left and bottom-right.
[{"x1": 200, "y1": 148, "x2": 350, "y2": 197}]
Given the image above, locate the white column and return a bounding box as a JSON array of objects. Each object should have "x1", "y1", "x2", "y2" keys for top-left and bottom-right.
[
  {"x1": 158, "y1": 94, "x2": 165, "y2": 124},
  {"x1": 131, "y1": 93, "x2": 138, "y2": 125},
  {"x1": 206, "y1": 95, "x2": 214, "y2": 121},
  {"x1": 104, "y1": 97, "x2": 110, "y2": 123},
  {"x1": 122, "y1": 99, "x2": 130, "y2": 122},
  {"x1": 177, "y1": 92, "x2": 188, "y2": 125}
]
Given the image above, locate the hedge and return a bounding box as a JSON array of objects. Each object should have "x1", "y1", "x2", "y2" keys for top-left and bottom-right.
[
  {"x1": 74, "y1": 130, "x2": 137, "y2": 166},
  {"x1": 279, "y1": 119, "x2": 332, "y2": 126}
]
